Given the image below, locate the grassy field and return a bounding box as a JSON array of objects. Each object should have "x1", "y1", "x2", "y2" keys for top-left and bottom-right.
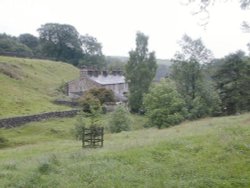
[
  {"x1": 0, "y1": 113, "x2": 249, "y2": 187},
  {"x1": 0, "y1": 56, "x2": 79, "y2": 118}
]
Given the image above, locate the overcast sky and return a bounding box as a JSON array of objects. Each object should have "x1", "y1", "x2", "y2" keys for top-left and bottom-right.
[{"x1": 0, "y1": 0, "x2": 249, "y2": 59}]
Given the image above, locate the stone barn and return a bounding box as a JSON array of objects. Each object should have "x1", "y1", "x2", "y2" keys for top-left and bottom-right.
[{"x1": 67, "y1": 69, "x2": 128, "y2": 101}]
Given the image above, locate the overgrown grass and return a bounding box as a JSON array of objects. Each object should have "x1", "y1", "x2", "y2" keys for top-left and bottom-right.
[
  {"x1": 0, "y1": 113, "x2": 249, "y2": 187},
  {"x1": 0, "y1": 56, "x2": 79, "y2": 118},
  {"x1": 0, "y1": 113, "x2": 146, "y2": 148}
]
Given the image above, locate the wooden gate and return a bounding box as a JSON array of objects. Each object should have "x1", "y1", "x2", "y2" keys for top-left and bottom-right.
[{"x1": 82, "y1": 127, "x2": 104, "y2": 148}]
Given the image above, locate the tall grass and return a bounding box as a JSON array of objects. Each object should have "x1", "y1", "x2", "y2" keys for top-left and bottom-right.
[{"x1": 0, "y1": 113, "x2": 249, "y2": 187}]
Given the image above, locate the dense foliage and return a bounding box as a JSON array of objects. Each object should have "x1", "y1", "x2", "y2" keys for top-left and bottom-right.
[
  {"x1": 213, "y1": 51, "x2": 250, "y2": 115},
  {"x1": 78, "y1": 93, "x2": 102, "y2": 113},
  {"x1": 83, "y1": 87, "x2": 115, "y2": 105},
  {"x1": 143, "y1": 79, "x2": 186, "y2": 128},
  {"x1": 37, "y1": 23, "x2": 83, "y2": 65},
  {"x1": 171, "y1": 35, "x2": 221, "y2": 119},
  {"x1": 125, "y1": 32, "x2": 157, "y2": 113},
  {"x1": 0, "y1": 33, "x2": 33, "y2": 56},
  {"x1": 79, "y1": 34, "x2": 105, "y2": 68},
  {"x1": 18, "y1": 33, "x2": 39, "y2": 50},
  {"x1": 0, "y1": 23, "x2": 105, "y2": 68}
]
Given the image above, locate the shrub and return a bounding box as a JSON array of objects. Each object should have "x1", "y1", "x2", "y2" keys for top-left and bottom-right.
[
  {"x1": 109, "y1": 105, "x2": 131, "y2": 133},
  {"x1": 78, "y1": 93, "x2": 101, "y2": 113},
  {"x1": 83, "y1": 88, "x2": 115, "y2": 104},
  {"x1": 73, "y1": 113, "x2": 86, "y2": 140},
  {"x1": 0, "y1": 135, "x2": 9, "y2": 148}
]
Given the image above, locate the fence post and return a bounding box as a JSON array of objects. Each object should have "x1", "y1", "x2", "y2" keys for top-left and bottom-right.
[
  {"x1": 101, "y1": 127, "x2": 104, "y2": 147},
  {"x1": 82, "y1": 127, "x2": 85, "y2": 148}
]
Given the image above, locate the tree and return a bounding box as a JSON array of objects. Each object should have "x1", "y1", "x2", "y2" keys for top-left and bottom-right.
[
  {"x1": 175, "y1": 34, "x2": 213, "y2": 64},
  {"x1": 83, "y1": 87, "x2": 115, "y2": 105},
  {"x1": 78, "y1": 92, "x2": 102, "y2": 113},
  {"x1": 214, "y1": 51, "x2": 250, "y2": 115},
  {"x1": 172, "y1": 35, "x2": 212, "y2": 100},
  {"x1": 143, "y1": 79, "x2": 186, "y2": 128},
  {"x1": 79, "y1": 34, "x2": 105, "y2": 69},
  {"x1": 0, "y1": 33, "x2": 33, "y2": 56},
  {"x1": 18, "y1": 33, "x2": 41, "y2": 56},
  {"x1": 125, "y1": 32, "x2": 157, "y2": 113},
  {"x1": 171, "y1": 35, "x2": 220, "y2": 119},
  {"x1": 18, "y1": 33, "x2": 39, "y2": 49},
  {"x1": 109, "y1": 105, "x2": 131, "y2": 133},
  {"x1": 37, "y1": 23, "x2": 82, "y2": 65}
]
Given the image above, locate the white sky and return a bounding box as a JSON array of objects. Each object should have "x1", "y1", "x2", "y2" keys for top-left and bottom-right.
[{"x1": 0, "y1": 0, "x2": 249, "y2": 59}]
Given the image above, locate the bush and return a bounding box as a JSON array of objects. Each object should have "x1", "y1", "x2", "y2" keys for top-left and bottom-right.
[
  {"x1": 72, "y1": 111, "x2": 86, "y2": 140},
  {"x1": 0, "y1": 135, "x2": 9, "y2": 148},
  {"x1": 109, "y1": 105, "x2": 131, "y2": 133},
  {"x1": 78, "y1": 93, "x2": 101, "y2": 113},
  {"x1": 83, "y1": 88, "x2": 115, "y2": 104}
]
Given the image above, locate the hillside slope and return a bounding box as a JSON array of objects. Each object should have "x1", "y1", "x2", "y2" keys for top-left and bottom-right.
[
  {"x1": 0, "y1": 113, "x2": 249, "y2": 187},
  {"x1": 0, "y1": 56, "x2": 79, "y2": 118}
]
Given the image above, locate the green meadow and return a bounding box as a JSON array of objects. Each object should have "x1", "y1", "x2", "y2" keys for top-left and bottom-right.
[
  {"x1": 0, "y1": 56, "x2": 79, "y2": 118},
  {"x1": 0, "y1": 113, "x2": 249, "y2": 188}
]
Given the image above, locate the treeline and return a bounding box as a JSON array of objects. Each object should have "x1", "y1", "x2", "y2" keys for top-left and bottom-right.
[
  {"x1": 126, "y1": 33, "x2": 250, "y2": 128},
  {"x1": 0, "y1": 23, "x2": 107, "y2": 68}
]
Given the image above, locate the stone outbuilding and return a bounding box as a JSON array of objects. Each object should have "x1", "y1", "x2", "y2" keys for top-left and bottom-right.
[{"x1": 67, "y1": 69, "x2": 128, "y2": 101}]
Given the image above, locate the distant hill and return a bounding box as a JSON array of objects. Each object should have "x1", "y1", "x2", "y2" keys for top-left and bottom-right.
[
  {"x1": 106, "y1": 56, "x2": 172, "y2": 81},
  {"x1": 0, "y1": 56, "x2": 79, "y2": 118},
  {"x1": 106, "y1": 56, "x2": 172, "y2": 65}
]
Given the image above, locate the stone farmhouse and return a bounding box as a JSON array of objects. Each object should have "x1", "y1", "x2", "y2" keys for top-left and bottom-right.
[{"x1": 67, "y1": 69, "x2": 128, "y2": 101}]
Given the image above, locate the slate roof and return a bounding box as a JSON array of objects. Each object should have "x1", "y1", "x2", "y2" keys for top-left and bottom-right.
[{"x1": 88, "y1": 75, "x2": 126, "y2": 85}]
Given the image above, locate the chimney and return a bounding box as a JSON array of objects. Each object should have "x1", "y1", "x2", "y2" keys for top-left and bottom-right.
[
  {"x1": 88, "y1": 70, "x2": 94, "y2": 77},
  {"x1": 102, "y1": 70, "x2": 108, "y2": 77},
  {"x1": 80, "y1": 69, "x2": 88, "y2": 79},
  {"x1": 117, "y1": 70, "x2": 122, "y2": 75},
  {"x1": 112, "y1": 70, "x2": 117, "y2": 76}
]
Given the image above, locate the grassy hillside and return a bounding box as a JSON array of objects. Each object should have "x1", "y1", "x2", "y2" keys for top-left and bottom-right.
[
  {"x1": 0, "y1": 113, "x2": 249, "y2": 187},
  {"x1": 0, "y1": 56, "x2": 79, "y2": 118}
]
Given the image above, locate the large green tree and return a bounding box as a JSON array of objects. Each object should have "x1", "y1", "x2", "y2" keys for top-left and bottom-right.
[
  {"x1": 214, "y1": 51, "x2": 250, "y2": 115},
  {"x1": 79, "y1": 34, "x2": 105, "y2": 69},
  {"x1": 171, "y1": 35, "x2": 221, "y2": 119},
  {"x1": 125, "y1": 32, "x2": 157, "y2": 113},
  {"x1": 37, "y1": 23, "x2": 82, "y2": 65}
]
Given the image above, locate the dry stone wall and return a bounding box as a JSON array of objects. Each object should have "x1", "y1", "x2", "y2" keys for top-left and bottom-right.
[{"x1": 0, "y1": 110, "x2": 79, "y2": 128}]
